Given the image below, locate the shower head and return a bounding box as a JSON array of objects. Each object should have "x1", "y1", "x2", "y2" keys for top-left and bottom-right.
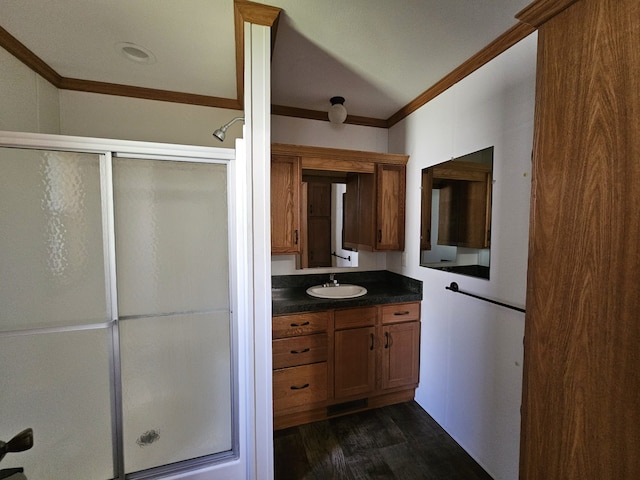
[{"x1": 213, "y1": 116, "x2": 244, "y2": 141}]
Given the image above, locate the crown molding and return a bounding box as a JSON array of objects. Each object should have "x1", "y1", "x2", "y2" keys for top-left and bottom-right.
[
  {"x1": 0, "y1": 25, "x2": 62, "y2": 86},
  {"x1": 58, "y1": 77, "x2": 242, "y2": 109},
  {"x1": 1, "y1": 5, "x2": 537, "y2": 128},
  {"x1": 0, "y1": 3, "x2": 282, "y2": 113}
]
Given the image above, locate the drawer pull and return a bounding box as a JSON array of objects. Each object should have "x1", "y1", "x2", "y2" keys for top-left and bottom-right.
[
  {"x1": 393, "y1": 311, "x2": 411, "y2": 316},
  {"x1": 290, "y1": 348, "x2": 310, "y2": 354},
  {"x1": 384, "y1": 331, "x2": 390, "y2": 348},
  {"x1": 290, "y1": 383, "x2": 310, "y2": 390},
  {"x1": 290, "y1": 321, "x2": 310, "y2": 327},
  {"x1": 370, "y1": 333, "x2": 375, "y2": 350}
]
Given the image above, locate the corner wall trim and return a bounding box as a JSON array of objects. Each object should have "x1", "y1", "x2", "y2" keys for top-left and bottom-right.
[{"x1": 516, "y1": 0, "x2": 580, "y2": 28}]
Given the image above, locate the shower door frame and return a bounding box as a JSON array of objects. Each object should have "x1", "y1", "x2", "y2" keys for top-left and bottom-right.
[{"x1": 0, "y1": 131, "x2": 251, "y2": 480}]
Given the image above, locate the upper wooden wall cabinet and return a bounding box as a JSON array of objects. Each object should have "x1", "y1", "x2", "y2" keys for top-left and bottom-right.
[
  {"x1": 271, "y1": 144, "x2": 409, "y2": 255},
  {"x1": 271, "y1": 154, "x2": 302, "y2": 254}
]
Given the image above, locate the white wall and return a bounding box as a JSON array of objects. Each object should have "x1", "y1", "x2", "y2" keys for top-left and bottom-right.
[
  {"x1": 388, "y1": 33, "x2": 537, "y2": 480},
  {"x1": 0, "y1": 46, "x2": 244, "y2": 148},
  {"x1": 59, "y1": 90, "x2": 243, "y2": 148},
  {"x1": 271, "y1": 115, "x2": 389, "y2": 275},
  {"x1": 272, "y1": 115, "x2": 388, "y2": 152},
  {"x1": 0, "y1": 46, "x2": 60, "y2": 134}
]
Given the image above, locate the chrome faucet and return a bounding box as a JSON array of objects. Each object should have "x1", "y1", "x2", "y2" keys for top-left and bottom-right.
[{"x1": 324, "y1": 274, "x2": 338, "y2": 287}]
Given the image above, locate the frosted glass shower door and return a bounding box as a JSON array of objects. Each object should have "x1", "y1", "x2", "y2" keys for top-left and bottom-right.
[
  {"x1": 113, "y1": 158, "x2": 232, "y2": 474},
  {"x1": 0, "y1": 147, "x2": 115, "y2": 480}
]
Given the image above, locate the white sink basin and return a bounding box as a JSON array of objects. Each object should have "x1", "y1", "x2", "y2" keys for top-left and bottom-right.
[{"x1": 306, "y1": 284, "x2": 368, "y2": 299}]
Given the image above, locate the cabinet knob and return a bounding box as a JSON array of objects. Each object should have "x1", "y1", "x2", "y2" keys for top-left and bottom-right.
[
  {"x1": 385, "y1": 331, "x2": 390, "y2": 348},
  {"x1": 370, "y1": 333, "x2": 375, "y2": 350}
]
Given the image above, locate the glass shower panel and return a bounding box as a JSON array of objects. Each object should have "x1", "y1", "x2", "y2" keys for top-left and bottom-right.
[
  {"x1": 0, "y1": 329, "x2": 115, "y2": 480},
  {"x1": 0, "y1": 147, "x2": 107, "y2": 332},
  {"x1": 119, "y1": 312, "x2": 231, "y2": 473},
  {"x1": 114, "y1": 158, "x2": 229, "y2": 317},
  {"x1": 113, "y1": 158, "x2": 232, "y2": 474}
]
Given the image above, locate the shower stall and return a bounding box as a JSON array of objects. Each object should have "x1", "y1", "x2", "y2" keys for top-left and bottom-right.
[{"x1": 0, "y1": 133, "x2": 245, "y2": 480}]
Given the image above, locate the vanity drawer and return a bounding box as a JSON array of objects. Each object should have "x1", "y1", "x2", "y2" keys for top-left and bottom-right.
[
  {"x1": 381, "y1": 302, "x2": 420, "y2": 324},
  {"x1": 334, "y1": 306, "x2": 377, "y2": 330},
  {"x1": 273, "y1": 334, "x2": 328, "y2": 369},
  {"x1": 273, "y1": 363, "x2": 328, "y2": 411},
  {"x1": 273, "y1": 311, "x2": 329, "y2": 339}
]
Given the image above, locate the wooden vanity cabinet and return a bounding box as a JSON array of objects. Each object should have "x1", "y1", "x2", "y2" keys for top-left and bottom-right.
[
  {"x1": 271, "y1": 155, "x2": 301, "y2": 254},
  {"x1": 272, "y1": 301, "x2": 420, "y2": 429},
  {"x1": 272, "y1": 311, "x2": 329, "y2": 419}
]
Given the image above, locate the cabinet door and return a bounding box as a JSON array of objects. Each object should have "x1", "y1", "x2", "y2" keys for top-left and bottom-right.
[
  {"x1": 334, "y1": 326, "x2": 376, "y2": 399},
  {"x1": 382, "y1": 322, "x2": 420, "y2": 389},
  {"x1": 271, "y1": 155, "x2": 301, "y2": 254},
  {"x1": 382, "y1": 321, "x2": 420, "y2": 390},
  {"x1": 376, "y1": 164, "x2": 406, "y2": 251}
]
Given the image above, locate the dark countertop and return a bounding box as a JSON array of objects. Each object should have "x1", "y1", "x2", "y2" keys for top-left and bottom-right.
[{"x1": 272, "y1": 270, "x2": 423, "y2": 315}]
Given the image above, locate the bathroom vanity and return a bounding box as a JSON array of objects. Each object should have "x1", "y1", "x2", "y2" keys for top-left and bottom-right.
[{"x1": 271, "y1": 271, "x2": 422, "y2": 429}]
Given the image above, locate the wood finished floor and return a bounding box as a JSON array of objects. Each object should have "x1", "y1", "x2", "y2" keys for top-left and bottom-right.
[{"x1": 274, "y1": 401, "x2": 493, "y2": 480}]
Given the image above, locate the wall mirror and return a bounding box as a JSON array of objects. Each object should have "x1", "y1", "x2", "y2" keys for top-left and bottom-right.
[
  {"x1": 297, "y1": 169, "x2": 360, "y2": 269},
  {"x1": 420, "y1": 146, "x2": 493, "y2": 279}
]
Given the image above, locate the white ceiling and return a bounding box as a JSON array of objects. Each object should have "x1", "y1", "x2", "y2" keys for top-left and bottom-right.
[{"x1": 0, "y1": 0, "x2": 532, "y2": 122}]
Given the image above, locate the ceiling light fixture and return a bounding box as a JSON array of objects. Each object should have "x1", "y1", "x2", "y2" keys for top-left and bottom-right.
[
  {"x1": 212, "y1": 116, "x2": 245, "y2": 142},
  {"x1": 328, "y1": 96, "x2": 347, "y2": 124},
  {"x1": 115, "y1": 42, "x2": 156, "y2": 64}
]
